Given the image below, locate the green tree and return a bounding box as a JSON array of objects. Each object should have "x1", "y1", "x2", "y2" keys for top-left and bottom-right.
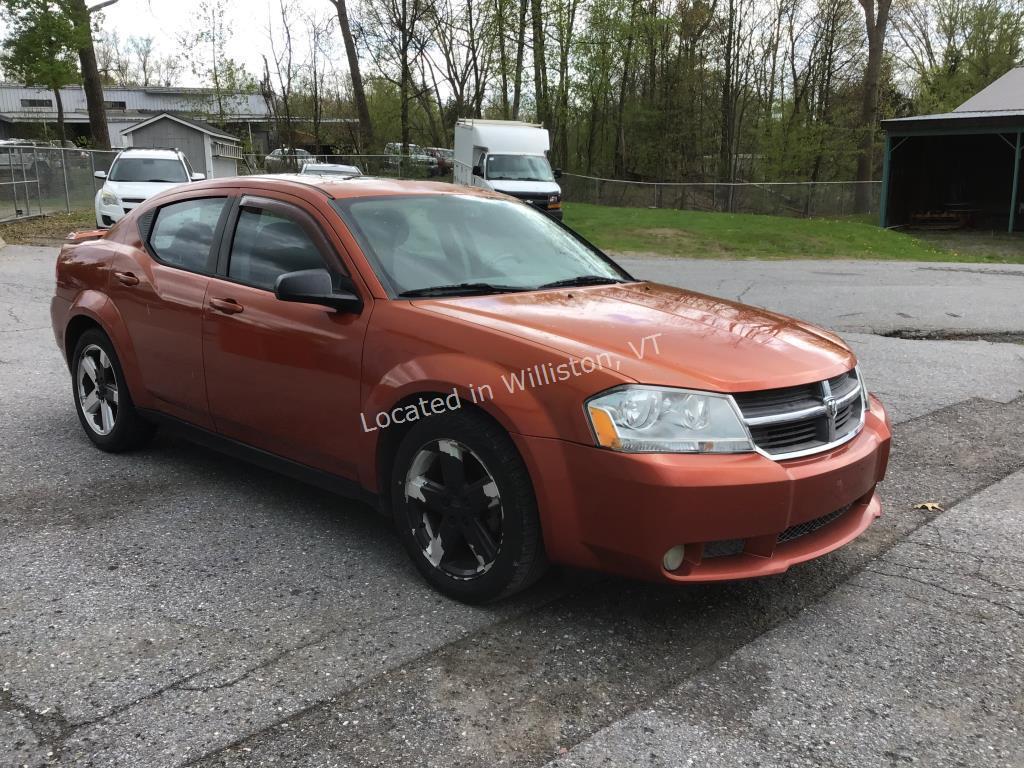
[{"x1": 1, "y1": 0, "x2": 84, "y2": 142}]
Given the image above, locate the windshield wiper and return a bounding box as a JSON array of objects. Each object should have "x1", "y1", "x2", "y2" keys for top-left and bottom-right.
[
  {"x1": 398, "y1": 282, "x2": 529, "y2": 298},
  {"x1": 535, "y1": 275, "x2": 627, "y2": 290}
]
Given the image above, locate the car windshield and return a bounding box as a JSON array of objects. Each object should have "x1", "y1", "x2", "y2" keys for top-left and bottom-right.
[
  {"x1": 485, "y1": 154, "x2": 554, "y2": 182},
  {"x1": 336, "y1": 195, "x2": 630, "y2": 296},
  {"x1": 109, "y1": 157, "x2": 187, "y2": 183}
]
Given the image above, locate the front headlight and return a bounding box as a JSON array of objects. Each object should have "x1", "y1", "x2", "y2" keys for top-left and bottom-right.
[
  {"x1": 585, "y1": 386, "x2": 753, "y2": 453},
  {"x1": 100, "y1": 189, "x2": 119, "y2": 206},
  {"x1": 547, "y1": 193, "x2": 562, "y2": 209}
]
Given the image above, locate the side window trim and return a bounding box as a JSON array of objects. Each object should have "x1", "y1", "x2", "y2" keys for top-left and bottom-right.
[
  {"x1": 216, "y1": 195, "x2": 351, "y2": 289},
  {"x1": 143, "y1": 194, "x2": 233, "y2": 275}
]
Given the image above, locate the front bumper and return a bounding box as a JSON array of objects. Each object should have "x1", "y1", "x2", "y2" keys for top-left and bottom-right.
[
  {"x1": 512, "y1": 394, "x2": 891, "y2": 583},
  {"x1": 95, "y1": 197, "x2": 142, "y2": 228}
]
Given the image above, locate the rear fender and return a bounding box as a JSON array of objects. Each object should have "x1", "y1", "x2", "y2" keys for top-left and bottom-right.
[{"x1": 65, "y1": 291, "x2": 149, "y2": 409}]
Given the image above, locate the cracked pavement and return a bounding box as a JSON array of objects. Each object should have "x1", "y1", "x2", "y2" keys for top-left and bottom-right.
[{"x1": 2, "y1": 245, "x2": 1023, "y2": 767}]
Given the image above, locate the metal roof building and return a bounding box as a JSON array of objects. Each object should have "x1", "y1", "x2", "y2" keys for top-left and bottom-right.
[
  {"x1": 880, "y1": 66, "x2": 1024, "y2": 233},
  {"x1": 0, "y1": 83, "x2": 269, "y2": 149}
]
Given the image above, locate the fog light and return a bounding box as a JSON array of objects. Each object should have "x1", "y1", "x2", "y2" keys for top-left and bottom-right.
[{"x1": 663, "y1": 545, "x2": 686, "y2": 571}]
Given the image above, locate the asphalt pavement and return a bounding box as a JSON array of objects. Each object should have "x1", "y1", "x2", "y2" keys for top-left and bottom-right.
[{"x1": 1, "y1": 245, "x2": 1022, "y2": 767}]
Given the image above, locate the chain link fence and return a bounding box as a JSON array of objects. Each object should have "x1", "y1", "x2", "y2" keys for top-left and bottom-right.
[
  {"x1": 1, "y1": 144, "x2": 879, "y2": 224},
  {"x1": 240, "y1": 153, "x2": 450, "y2": 180},
  {"x1": 0, "y1": 144, "x2": 120, "y2": 223},
  {"x1": 560, "y1": 173, "x2": 881, "y2": 218}
]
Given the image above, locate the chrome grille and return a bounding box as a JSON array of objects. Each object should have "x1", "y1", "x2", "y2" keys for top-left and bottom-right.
[{"x1": 733, "y1": 368, "x2": 865, "y2": 459}]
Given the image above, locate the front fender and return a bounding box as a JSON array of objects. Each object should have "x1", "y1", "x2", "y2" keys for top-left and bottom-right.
[{"x1": 357, "y1": 352, "x2": 563, "y2": 489}]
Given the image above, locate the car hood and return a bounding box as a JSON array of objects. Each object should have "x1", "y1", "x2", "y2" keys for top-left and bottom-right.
[
  {"x1": 413, "y1": 282, "x2": 856, "y2": 392},
  {"x1": 105, "y1": 180, "x2": 183, "y2": 199},
  {"x1": 488, "y1": 179, "x2": 561, "y2": 196}
]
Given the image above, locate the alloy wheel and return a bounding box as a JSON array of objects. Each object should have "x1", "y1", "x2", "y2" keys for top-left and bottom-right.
[
  {"x1": 77, "y1": 343, "x2": 119, "y2": 435},
  {"x1": 403, "y1": 439, "x2": 503, "y2": 579}
]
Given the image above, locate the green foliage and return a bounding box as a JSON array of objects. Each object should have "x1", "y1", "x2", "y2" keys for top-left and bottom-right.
[
  {"x1": 912, "y1": 0, "x2": 1024, "y2": 113},
  {"x1": 0, "y1": 0, "x2": 83, "y2": 93}
]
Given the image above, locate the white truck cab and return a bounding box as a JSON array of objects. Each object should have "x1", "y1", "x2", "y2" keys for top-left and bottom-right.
[{"x1": 453, "y1": 119, "x2": 563, "y2": 220}]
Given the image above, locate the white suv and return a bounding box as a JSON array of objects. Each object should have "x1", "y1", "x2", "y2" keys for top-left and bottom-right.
[{"x1": 94, "y1": 148, "x2": 204, "y2": 228}]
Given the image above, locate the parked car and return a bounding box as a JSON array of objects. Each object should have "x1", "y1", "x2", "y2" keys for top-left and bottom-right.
[
  {"x1": 52, "y1": 176, "x2": 891, "y2": 602},
  {"x1": 0, "y1": 139, "x2": 56, "y2": 189},
  {"x1": 265, "y1": 147, "x2": 313, "y2": 173},
  {"x1": 454, "y1": 119, "x2": 563, "y2": 219},
  {"x1": 424, "y1": 147, "x2": 454, "y2": 174},
  {"x1": 384, "y1": 142, "x2": 438, "y2": 175},
  {"x1": 300, "y1": 162, "x2": 362, "y2": 177},
  {"x1": 94, "y1": 148, "x2": 203, "y2": 228}
]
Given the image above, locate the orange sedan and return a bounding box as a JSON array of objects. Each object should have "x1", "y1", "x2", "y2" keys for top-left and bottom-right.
[{"x1": 51, "y1": 175, "x2": 891, "y2": 601}]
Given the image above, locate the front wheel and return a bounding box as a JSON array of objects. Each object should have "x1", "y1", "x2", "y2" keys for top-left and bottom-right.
[{"x1": 391, "y1": 410, "x2": 547, "y2": 602}]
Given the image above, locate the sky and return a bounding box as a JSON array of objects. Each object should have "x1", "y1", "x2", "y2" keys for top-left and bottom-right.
[
  {"x1": 114, "y1": 0, "x2": 341, "y2": 83},
  {"x1": 2, "y1": 0, "x2": 344, "y2": 87}
]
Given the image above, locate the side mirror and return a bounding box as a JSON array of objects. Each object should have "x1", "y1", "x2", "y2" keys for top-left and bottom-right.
[
  {"x1": 94, "y1": 170, "x2": 107, "y2": 179},
  {"x1": 553, "y1": 168, "x2": 563, "y2": 179},
  {"x1": 275, "y1": 268, "x2": 362, "y2": 313},
  {"x1": 190, "y1": 172, "x2": 206, "y2": 181},
  {"x1": 471, "y1": 165, "x2": 483, "y2": 177}
]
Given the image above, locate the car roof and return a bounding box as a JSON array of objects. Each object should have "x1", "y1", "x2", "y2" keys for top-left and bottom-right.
[
  {"x1": 302, "y1": 163, "x2": 359, "y2": 171},
  {"x1": 114, "y1": 148, "x2": 183, "y2": 159},
  {"x1": 186, "y1": 174, "x2": 504, "y2": 201}
]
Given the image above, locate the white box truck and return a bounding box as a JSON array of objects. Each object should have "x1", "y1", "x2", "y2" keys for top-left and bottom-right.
[{"x1": 453, "y1": 119, "x2": 563, "y2": 220}]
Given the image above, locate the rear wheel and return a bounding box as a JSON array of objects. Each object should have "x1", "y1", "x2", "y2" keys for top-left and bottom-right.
[
  {"x1": 71, "y1": 328, "x2": 156, "y2": 452},
  {"x1": 391, "y1": 410, "x2": 547, "y2": 602}
]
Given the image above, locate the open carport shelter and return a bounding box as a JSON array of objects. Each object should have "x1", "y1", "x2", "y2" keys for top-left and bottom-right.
[{"x1": 880, "y1": 66, "x2": 1023, "y2": 233}]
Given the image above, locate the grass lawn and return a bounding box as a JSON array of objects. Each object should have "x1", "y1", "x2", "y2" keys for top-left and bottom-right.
[
  {"x1": 564, "y1": 202, "x2": 1024, "y2": 263},
  {"x1": 0, "y1": 209, "x2": 96, "y2": 245},
  {"x1": 2, "y1": 204, "x2": 1022, "y2": 265}
]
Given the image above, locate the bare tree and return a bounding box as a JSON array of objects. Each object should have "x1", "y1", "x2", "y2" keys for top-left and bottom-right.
[
  {"x1": 362, "y1": 0, "x2": 433, "y2": 153},
  {"x1": 265, "y1": 0, "x2": 299, "y2": 151},
  {"x1": 306, "y1": 12, "x2": 335, "y2": 152},
  {"x1": 127, "y1": 35, "x2": 154, "y2": 86}
]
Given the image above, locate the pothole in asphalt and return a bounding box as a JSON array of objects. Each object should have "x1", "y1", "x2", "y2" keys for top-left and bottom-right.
[{"x1": 881, "y1": 329, "x2": 1024, "y2": 343}]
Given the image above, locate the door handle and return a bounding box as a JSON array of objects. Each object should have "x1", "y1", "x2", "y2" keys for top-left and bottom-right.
[
  {"x1": 209, "y1": 297, "x2": 244, "y2": 315},
  {"x1": 114, "y1": 270, "x2": 139, "y2": 286}
]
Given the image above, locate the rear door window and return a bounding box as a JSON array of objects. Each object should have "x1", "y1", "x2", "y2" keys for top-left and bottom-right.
[{"x1": 148, "y1": 197, "x2": 226, "y2": 272}]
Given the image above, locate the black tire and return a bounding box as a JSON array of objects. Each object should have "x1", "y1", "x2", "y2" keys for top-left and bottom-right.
[
  {"x1": 71, "y1": 328, "x2": 156, "y2": 452},
  {"x1": 390, "y1": 409, "x2": 547, "y2": 602}
]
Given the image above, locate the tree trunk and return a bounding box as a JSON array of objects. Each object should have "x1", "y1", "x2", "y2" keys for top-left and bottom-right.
[
  {"x1": 530, "y1": 0, "x2": 547, "y2": 125},
  {"x1": 495, "y1": 0, "x2": 510, "y2": 118},
  {"x1": 613, "y1": 0, "x2": 639, "y2": 178},
  {"x1": 511, "y1": 0, "x2": 527, "y2": 119},
  {"x1": 68, "y1": 0, "x2": 110, "y2": 149},
  {"x1": 332, "y1": 0, "x2": 374, "y2": 151},
  {"x1": 53, "y1": 88, "x2": 66, "y2": 143},
  {"x1": 855, "y1": 0, "x2": 891, "y2": 213},
  {"x1": 719, "y1": 0, "x2": 736, "y2": 186}
]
